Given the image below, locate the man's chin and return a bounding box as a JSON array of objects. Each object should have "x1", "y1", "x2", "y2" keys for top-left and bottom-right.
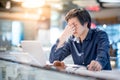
[
  {"x1": 73, "y1": 33, "x2": 76, "y2": 35},
  {"x1": 73, "y1": 34, "x2": 78, "y2": 37}
]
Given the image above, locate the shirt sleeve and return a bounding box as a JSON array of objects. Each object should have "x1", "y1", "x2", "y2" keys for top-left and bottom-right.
[
  {"x1": 95, "y1": 31, "x2": 110, "y2": 69},
  {"x1": 49, "y1": 39, "x2": 71, "y2": 63}
]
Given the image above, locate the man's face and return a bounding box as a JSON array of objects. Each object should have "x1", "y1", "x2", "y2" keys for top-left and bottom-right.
[{"x1": 68, "y1": 17, "x2": 87, "y2": 38}]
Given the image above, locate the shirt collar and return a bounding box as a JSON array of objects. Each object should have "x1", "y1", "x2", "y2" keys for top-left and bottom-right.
[
  {"x1": 70, "y1": 29, "x2": 93, "y2": 42},
  {"x1": 84, "y1": 29, "x2": 93, "y2": 41}
]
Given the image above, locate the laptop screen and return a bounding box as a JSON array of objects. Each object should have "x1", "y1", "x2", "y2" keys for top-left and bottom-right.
[{"x1": 21, "y1": 40, "x2": 47, "y2": 67}]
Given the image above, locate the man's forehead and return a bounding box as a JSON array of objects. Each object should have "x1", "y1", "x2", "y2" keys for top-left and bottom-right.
[{"x1": 68, "y1": 19, "x2": 78, "y2": 24}]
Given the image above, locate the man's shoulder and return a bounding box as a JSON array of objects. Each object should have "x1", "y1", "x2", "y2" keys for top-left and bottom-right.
[
  {"x1": 91, "y1": 28, "x2": 108, "y2": 39},
  {"x1": 91, "y1": 28, "x2": 107, "y2": 34}
]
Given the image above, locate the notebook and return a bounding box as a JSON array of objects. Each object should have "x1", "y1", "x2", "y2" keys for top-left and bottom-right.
[{"x1": 21, "y1": 40, "x2": 47, "y2": 67}]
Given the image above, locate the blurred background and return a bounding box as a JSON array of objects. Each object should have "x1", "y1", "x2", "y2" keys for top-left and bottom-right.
[{"x1": 0, "y1": 0, "x2": 120, "y2": 69}]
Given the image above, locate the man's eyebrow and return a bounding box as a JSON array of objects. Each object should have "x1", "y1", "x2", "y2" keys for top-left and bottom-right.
[
  {"x1": 68, "y1": 22, "x2": 73, "y2": 25},
  {"x1": 72, "y1": 22, "x2": 77, "y2": 25}
]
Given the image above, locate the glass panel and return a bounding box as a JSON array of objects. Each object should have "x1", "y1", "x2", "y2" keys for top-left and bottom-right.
[
  {"x1": 0, "y1": 20, "x2": 24, "y2": 51},
  {"x1": 0, "y1": 20, "x2": 12, "y2": 51}
]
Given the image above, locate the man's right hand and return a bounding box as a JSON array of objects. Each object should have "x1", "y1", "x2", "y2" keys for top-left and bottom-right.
[
  {"x1": 61, "y1": 24, "x2": 76, "y2": 40},
  {"x1": 57, "y1": 24, "x2": 76, "y2": 49}
]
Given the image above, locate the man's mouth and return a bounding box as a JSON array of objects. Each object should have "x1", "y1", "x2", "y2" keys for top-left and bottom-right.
[{"x1": 74, "y1": 31, "x2": 77, "y2": 34}]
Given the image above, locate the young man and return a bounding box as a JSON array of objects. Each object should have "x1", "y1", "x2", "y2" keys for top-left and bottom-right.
[{"x1": 49, "y1": 8, "x2": 111, "y2": 71}]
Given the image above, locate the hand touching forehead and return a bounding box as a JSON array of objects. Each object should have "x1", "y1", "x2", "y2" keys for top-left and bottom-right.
[{"x1": 67, "y1": 17, "x2": 81, "y2": 27}]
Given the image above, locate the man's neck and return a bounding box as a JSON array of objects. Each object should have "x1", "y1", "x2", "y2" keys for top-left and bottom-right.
[{"x1": 79, "y1": 28, "x2": 89, "y2": 42}]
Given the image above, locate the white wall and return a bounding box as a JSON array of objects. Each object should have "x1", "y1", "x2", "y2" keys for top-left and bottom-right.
[
  {"x1": 0, "y1": 8, "x2": 120, "y2": 41},
  {"x1": 90, "y1": 8, "x2": 120, "y2": 18},
  {"x1": 23, "y1": 21, "x2": 38, "y2": 40}
]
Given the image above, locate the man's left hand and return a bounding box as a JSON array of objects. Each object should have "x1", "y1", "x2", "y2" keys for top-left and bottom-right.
[{"x1": 87, "y1": 60, "x2": 102, "y2": 71}]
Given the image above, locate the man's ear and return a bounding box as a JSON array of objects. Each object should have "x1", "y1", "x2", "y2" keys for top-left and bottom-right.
[{"x1": 84, "y1": 22, "x2": 88, "y2": 27}]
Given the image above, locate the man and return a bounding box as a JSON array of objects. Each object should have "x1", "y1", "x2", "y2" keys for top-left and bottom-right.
[{"x1": 49, "y1": 8, "x2": 111, "y2": 71}]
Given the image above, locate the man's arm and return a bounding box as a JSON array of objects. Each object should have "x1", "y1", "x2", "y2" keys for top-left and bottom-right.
[
  {"x1": 95, "y1": 31, "x2": 110, "y2": 69},
  {"x1": 49, "y1": 39, "x2": 71, "y2": 63},
  {"x1": 49, "y1": 24, "x2": 75, "y2": 63},
  {"x1": 87, "y1": 31, "x2": 111, "y2": 71}
]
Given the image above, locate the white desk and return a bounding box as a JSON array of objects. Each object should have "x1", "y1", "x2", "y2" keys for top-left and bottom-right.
[{"x1": 0, "y1": 51, "x2": 120, "y2": 80}]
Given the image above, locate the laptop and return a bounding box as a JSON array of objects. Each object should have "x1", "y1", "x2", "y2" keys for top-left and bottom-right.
[{"x1": 20, "y1": 40, "x2": 47, "y2": 67}]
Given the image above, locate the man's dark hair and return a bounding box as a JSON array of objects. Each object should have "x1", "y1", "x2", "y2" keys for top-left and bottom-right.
[{"x1": 65, "y1": 8, "x2": 91, "y2": 28}]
